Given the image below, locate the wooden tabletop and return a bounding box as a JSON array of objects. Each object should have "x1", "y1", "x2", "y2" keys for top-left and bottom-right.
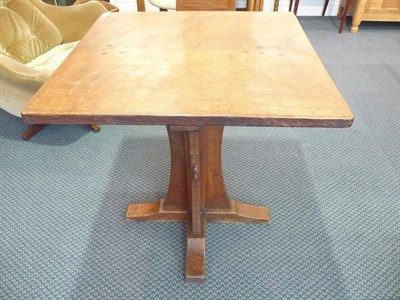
[{"x1": 22, "y1": 12, "x2": 353, "y2": 128}]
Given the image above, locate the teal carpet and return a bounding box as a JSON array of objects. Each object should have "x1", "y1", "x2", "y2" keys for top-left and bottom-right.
[{"x1": 1, "y1": 17, "x2": 399, "y2": 299}]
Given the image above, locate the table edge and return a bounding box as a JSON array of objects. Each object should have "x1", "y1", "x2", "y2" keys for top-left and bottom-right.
[{"x1": 21, "y1": 114, "x2": 354, "y2": 128}]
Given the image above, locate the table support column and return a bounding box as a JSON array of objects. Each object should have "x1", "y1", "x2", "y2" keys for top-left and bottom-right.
[{"x1": 125, "y1": 125, "x2": 269, "y2": 282}]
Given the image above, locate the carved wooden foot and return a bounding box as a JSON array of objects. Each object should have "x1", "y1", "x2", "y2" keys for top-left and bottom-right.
[
  {"x1": 207, "y1": 200, "x2": 269, "y2": 223},
  {"x1": 88, "y1": 124, "x2": 100, "y2": 133},
  {"x1": 185, "y1": 216, "x2": 206, "y2": 283},
  {"x1": 350, "y1": 25, "x2": 359, "y2": 33},
  {"x1": 125, "y1": 199, "x2": 188, "y2": 221}
]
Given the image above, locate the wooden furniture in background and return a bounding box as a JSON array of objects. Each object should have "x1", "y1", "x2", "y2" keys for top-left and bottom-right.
[
  {"x1": 338, "y1": 0, "x2": 352, "y2": 33},
  {"x1": 276, "y1": 0, "x2": 348, "y2": 33},
  {"x1": 289, "y1": 0, "x2": 330, "y2": 16},
  {"x1": 247, "y1": 0, "x2": 265, "y2": 11},
  {"x1": 273, "y1": 0, "x2": 279, "y2": 11},
  {"x1": 22, "y1": 12, "x2": 353, "y2": 282},
  {"x1": 338, "y1": 0, "x2": 400, "y2": 33},
  {"x1": 136, "y1": 0, "x2": 270, "y2": 11},
  {"x1": 176, "y1": 0, "x2": 236, "y2": 10}
]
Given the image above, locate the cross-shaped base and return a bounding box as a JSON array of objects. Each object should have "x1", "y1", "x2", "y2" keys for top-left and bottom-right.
[{"x1": 125, "y1": 126, "x2": 269, "y2": 282}]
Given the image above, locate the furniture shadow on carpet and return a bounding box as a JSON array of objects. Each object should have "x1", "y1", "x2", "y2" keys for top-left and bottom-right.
[{"x1": 71, "y1": 131, "x2": 347, "y2": 297}]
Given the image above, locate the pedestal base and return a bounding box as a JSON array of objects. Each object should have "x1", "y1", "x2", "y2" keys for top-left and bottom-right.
[{"x1": 125, "y1": 126, "x2": 269, "y2": 282}]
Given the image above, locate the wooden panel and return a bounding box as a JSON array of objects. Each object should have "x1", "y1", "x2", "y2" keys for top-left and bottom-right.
[
  {"x1": 385, "y1": 0, "x2": 400, "y2": 9},
  {"x1": 348, "y1": 0, "x2": 400, "y2": 15},
  {"x1": 177, "y1": 0, "x2": 236, "y2": 11},
  {"x1": 366, "y1": 0, "x2": 400, "y2": 10},
  {"x1": 366, "y1": 0, "x2": 384, "y2": 10},
  {"x1": 22, "y1": 12, "x2": 353, "y2": 128}
]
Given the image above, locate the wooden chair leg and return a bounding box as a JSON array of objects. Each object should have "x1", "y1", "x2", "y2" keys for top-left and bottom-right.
[
  {"x1": 136, "y1": 0, "x2": 146, "y2": 11},
  {"x1": 289, "y1": 0, "x2": 293, "y2": 11},
  {"x1": 293, "y1": 0, "x2": 300, "y2": 15},
  {"x1": 22, "y1": 124, "x2": 100, "y2": 140},
  {"x1": 339, "y1": 0, "x2": 351, "y2": 33},
  {"x1": 89, "y1": 124, "x2": 100, "y2": 133},
  {"x1": 322, "y1": 0, "x2": 329, "y2": 16},
  {"x1": 22, "y1": 124, "x2": 47, "y2": 141}
]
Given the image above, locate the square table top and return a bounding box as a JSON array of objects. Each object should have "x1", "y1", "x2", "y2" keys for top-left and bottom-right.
[{"x1": 22, "y1": 12, "x2": 353, "y2": 128}]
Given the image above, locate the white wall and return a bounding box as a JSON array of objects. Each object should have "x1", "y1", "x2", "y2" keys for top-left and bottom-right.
[{"x1": 111, "y1": 0, "x2": 341, "y2": 16}]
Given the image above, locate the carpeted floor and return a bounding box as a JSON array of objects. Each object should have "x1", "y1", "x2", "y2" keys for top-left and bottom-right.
[{"x1": 1, "y1": 17, "x2": 399, "y2": 299}]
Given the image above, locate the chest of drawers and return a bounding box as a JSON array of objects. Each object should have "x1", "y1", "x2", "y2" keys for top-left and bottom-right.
[{"x1": 340, "y1": 0, "x2": 400, "y2": 33}]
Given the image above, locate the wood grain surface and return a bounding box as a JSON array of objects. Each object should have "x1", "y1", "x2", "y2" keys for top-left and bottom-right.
[{"x1": 22, "y1": 12, "x2": 353, "y2": 128}]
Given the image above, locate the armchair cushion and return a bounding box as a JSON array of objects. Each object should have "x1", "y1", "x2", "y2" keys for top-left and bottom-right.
[
  {"x1": 0, "y1": 1, "x2": 63, "y2": 63},
  {"x1": 33, "y1": 0, "x2": 108, "y2": 43},
  {"x1": 26, "y1": 41, "x2": 78, "y2": 76},
  {"x1": 149, "y1": 0, "x2": 176, "y2": 10}
]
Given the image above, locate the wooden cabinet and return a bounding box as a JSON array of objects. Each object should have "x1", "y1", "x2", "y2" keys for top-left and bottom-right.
[
  {"x1": 176, "y1": 0, "x2": 236, "y2": 10},
  {"x1": 339, "y1": 0, "x2": 400, "y2": 33}
]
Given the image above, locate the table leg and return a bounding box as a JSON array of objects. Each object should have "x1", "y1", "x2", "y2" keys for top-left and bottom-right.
[
  {"x1": 274, "y1": 0, "x2": 280, "y2": 12},
  {"x1": 247, "y1": 0, "x2": 254, "y2": 11},
  {"x1": 247, "y1": 0, "x2": 264, "y2": 11},
  {"x1": 136, "y1": 0, "x2": 145, "y2": 11},
  {"x1": 294, "y1": 0, "x2": 300, "y2": 15},
  {"x1": 322, "y1": 0, "x2": 329, "y2": 16},
  {"x1": 125, "y1": 125, "x2": 270, "y2": 282},
  {"x1": 339, "y1": 0, "x2": 352, "y2": 33},
  {"x1": 255, "y1": 0, "x2": 264, "y2": 11}
]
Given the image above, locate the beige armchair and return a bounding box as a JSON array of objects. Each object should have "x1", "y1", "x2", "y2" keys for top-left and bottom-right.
[{"x1": 0, "y1": 0, "x2": 107, "y2": 140}]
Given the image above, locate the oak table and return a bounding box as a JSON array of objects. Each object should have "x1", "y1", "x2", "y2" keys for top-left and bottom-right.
[{"x1": 22, "y1": 12, "x2": 353, "y2": 283}]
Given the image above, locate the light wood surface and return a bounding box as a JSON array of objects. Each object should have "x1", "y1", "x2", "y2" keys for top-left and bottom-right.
[{"x1": 22, "y1": 12, "x2": 353, "y2": 128}]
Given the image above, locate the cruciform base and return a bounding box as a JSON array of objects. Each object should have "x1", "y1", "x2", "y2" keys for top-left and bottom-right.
[{"x1": 125, "y1": 125, "x2": 269, "y2": 282}]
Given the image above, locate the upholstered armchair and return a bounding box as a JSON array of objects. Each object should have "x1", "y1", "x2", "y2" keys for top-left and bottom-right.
[{"x1": 0, "y1": 0, "x2": 107, "y2": 140}]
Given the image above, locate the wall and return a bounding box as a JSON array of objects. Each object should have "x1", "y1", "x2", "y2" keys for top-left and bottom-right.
[{"x1": 110, "y1": 0, "x2": 341, "y2": 15}]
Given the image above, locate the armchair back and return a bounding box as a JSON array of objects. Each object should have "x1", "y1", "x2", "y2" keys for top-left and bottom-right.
[{"x1": 0, "y1": 0, "x2": 63, "y2": 63}]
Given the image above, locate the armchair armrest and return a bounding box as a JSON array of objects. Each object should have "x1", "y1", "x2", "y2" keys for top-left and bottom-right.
[
  {"x1": 0, "y1": 54, "x2": 48, "y2": 83},
  {"x1": 0, "y1": 54, "x2": 48, "y2": 117}
]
